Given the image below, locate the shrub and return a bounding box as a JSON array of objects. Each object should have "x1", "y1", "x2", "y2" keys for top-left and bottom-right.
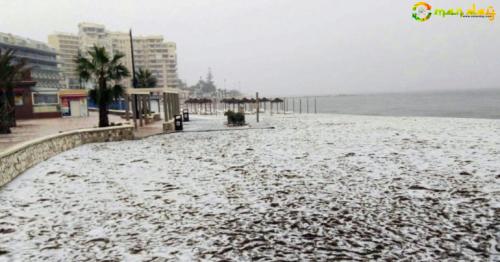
[{"x1": 224, "y1": 110, "x2": 245, "y2": 126}]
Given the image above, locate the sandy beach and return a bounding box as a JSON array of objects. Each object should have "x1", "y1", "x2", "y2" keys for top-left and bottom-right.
[{"x1": 0, "y1": 114, "x2": 499, "y2": 261}]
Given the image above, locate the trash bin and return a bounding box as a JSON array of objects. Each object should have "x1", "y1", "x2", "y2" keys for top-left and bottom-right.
[
  {"x1": 174, "y1": 115, "x2": 183, "y2": 131},
  {"x1": 182, "y1": 109, "x2": 189, "y2": 122}
]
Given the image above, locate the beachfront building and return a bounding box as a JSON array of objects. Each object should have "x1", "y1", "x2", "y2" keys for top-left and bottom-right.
[
  {"x1": 110, "y1": 33, "x2": 178, "y2": 89},
  {"x1": 47, "y1": 33, "x2": 80, "y2": 89},
  {"x1": 0, "y1": 32, "x2": 63, "y2": 119},
  {"x1": 132, "y1": 35, "x2": 170, "y2": 89},
  {"x1": 49, "y1": 23, "x2": 180, "y2": 90},
  {"x1": 58, "y1": 89, "x2": 89, "y2": 117},
  {"x1": 165, "y1": 42, "x2": 178, "y2": 89},
  {"x1": 78, "y1": 23, "x2": 114, "y2": 54},
  {"x1": 109, "y1": 31, "x2": 134, "y2": 88}
]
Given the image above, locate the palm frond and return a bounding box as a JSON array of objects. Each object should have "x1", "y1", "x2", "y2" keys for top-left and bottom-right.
[
  {"x1": 108, "y1": 63, "x2": 130, "y2": 81},
  {"x1": 75, "y1": 51, "x2": 94, "y2": 82},
  {"x1": 111, "y1": 84, "x2": 125, "y2": 100},
  {"x1": 135, "y1": 68, "x2": 157, "y2": 88}
]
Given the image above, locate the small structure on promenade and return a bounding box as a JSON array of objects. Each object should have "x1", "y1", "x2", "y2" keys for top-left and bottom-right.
[
  {"x1": 11, "y1": 76, "x2": 38, "y2": 119},
  {"x1": 59, "y1": 89, "x2": 89, "y2": 117},
  {"x1": 123, "y1": 87, "x2": 180, "y2": 130}
]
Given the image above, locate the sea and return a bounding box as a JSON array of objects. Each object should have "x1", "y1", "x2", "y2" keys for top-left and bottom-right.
[{"x1": 286, "y1": 88, "x2": 500, "y2": 119}]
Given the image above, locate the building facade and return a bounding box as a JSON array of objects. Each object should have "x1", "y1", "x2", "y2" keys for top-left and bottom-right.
[
  {"x1": 110, "y1": 33, "x2": 179, "y2": 89},
  {"x1": 49, "y1": 23, "x2": 180, "y2": 90},
  {"x1": 78, "y1": 23, "x2": 113, "y2": 54},
  {"x1": 0, "y1": 32, "x2": 62, "y2": 118},
  {"x1": 48, "y1": 33, "x2": 80, "y2": 89},
  {"x1": 165, "y1": 42, "x2": 178, "y2": 89}
]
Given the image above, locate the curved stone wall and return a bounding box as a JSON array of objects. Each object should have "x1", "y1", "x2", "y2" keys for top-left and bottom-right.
[{"x1": 0, "y1": 125, "x2": 134, "y2": 187}]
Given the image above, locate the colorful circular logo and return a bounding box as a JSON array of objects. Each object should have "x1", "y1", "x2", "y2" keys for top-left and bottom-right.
[{"x1": 412, "y1": 2, "x2": 432, "y2": 22}]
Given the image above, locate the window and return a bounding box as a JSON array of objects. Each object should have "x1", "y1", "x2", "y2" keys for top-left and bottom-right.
[
  {"x1": 33, "y1": 93, "x2": 58, "y2": 105},
  {"x1": 15, "y1": 95, "x2": 24, "y2": 106}
]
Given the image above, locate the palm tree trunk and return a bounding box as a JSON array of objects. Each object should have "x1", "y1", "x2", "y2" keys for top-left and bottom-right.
[
  {"x1": 98, "y1": 81, "x2": 109, "y2": 127},
  {"x1": 98, "y1": 100, "x2": 109, "y2": 127},
  {"x1": 6, "y1": 87, "x2": 16, "y2": 127},
  {"x1": 0, "y1": 91, "x2": 11, "y2": 134}
]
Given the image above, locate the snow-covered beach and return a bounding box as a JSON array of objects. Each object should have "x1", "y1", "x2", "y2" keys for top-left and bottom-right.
[{"x1": 0, "y1": 114, "x2": 499, "y2": 261}]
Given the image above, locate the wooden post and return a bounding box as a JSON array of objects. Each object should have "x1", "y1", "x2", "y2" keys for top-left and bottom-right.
[
  {"x1": 166, "y1": 94, "x2": 171, "y2": 118},
  {"x1": 157, "y1": 95, "x2": 161, "y2": 114},
  {"x1": 163, "y1": 92, "x2": 168, "y2": 121},
  {"x1": 170, "y1": 94, "x2": 174, "y2": 117},
  {"x1": 146, "y1": 93, "x2": 153, "y2": 112},
  {"x1": 175, "y1": 94, "x2": 179, "y2": 115},
  {"x1": 168, "y1": 93, "x2": 172, "y2": 120},
  {"x1": 173, "y1": 94, "x2": 177, "y2": 115},
  {"x1": 169, "y1": 94, "x2": 173, "y2": 119},
  {"x1": 315, "y1": 97, "x2": 317, "y2": 114},
  {"x1": 170, "y1": 94, "x2": 174, "y2": 116},
  {"x1": 256, "y1": 92, "x2": 260, "y2": 123},
  {"x1": 131, "y1": 94, "x2": 138, "y2": 129},
  {"x1": 176, "y1": 94, "x2": 180, "y2": 115},
  {"x1": 176, "y1": 94, "x2": 179, "y2": 115},
  {"x1": 306, "y1": 97, "x2": 309, "y2": 114},
  {"x1": 125, "y1": 94, "x2": 130, "y2": 121},
  {"x1": 299, "y1": 99, "x2": 302, "y2": 114},
  {"x1": 139, "y1": 95, "x2": 144, "y2": 127},
  {"x1": 144, "y1": 95, "x2": 149, "y2": 123},
  {"x1": 293, "y1": 98, "x2": 295, "y2": 113}
]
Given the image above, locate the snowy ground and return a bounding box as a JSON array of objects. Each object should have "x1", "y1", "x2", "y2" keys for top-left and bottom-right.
[{"x1": 0, "y1": 114, "x2": 499, "y2": 261}]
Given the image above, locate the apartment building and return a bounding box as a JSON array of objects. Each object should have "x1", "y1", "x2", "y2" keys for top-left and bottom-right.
[
  {"x1": 78, "y1": 23, "x2": 113, "y2": 54},
  {"x1": 131, "y1": 35, "x2": 169, "y2": 88},
  {"x1": 109, "y1": 31, "x2": 133, "y2": 87},
  {"x1": 110, "y1": 33, "x2": 178, "y2": 89},
  {"x1": 0, "y1": 32, "x2": 63, "y2": 118},
  {"x1": 47, "y1": 33, "x2": 80, "y2": 88},
  {"x1": 49, "y1": 23, "x2": 179, "y2": 89},
  {"x1": 165, "y1": 42, "x2": 179, "y2": 89}
]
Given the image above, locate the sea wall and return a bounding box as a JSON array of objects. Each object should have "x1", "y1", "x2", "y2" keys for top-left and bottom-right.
[{"x1": 0, "y1": 125, "x2": 134, "y2": 187}]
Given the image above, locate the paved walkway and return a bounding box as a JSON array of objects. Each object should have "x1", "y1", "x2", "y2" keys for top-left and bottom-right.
[
  {"x1": 0, "y1": 112, "x2": 273, "y2": 152},
  {"x1": 0, "y1": 113, "x2": 126, "y2": 152}
]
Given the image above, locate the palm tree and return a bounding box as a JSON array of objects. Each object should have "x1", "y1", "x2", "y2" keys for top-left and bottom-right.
[
  {"x1": 76, "y1": 45, "x2": 130, "y2": 127},
  {"x1": 135, "y1": 68, "x2": 157, "y2": 88},
  {"x1": 0, "y1": 49, "x2": 28, "y2": 134}
]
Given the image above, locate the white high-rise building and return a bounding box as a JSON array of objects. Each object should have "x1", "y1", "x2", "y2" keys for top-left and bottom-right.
[
  {"x1": 48, "y1": 33, "x2": 80, "y2": 88},
  {"x1": 165, "y1": 42, "x2": 178, "y2": 89},
  {"x1": 49, "y1": 23, "x2": 180, "y2": 89},
  {"x1": 78, "y1": 23, "x2": 113, "y2": 54}
]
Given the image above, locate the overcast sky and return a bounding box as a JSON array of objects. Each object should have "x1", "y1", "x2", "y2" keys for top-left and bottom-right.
[{"x1": 1, "y1": 0, "x2": 499, "y2": 96}]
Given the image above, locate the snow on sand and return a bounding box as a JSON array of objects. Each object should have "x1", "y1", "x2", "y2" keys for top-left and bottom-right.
[{"x1": 0, "y1": 114, "x2": 499, "y2": 261}]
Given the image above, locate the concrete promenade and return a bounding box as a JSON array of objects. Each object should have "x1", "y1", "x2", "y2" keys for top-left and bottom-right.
[{"x1": 0, "y1": 113, "x2": 125, "y2": 152}]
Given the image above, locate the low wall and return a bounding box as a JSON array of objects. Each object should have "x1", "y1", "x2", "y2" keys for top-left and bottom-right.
[
  {"x1": 88, "y1": 108, "x2": 127, "y2": 116},
  {"x1": 0, "y1": 125, "x2": 134, "y2": 187}
]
